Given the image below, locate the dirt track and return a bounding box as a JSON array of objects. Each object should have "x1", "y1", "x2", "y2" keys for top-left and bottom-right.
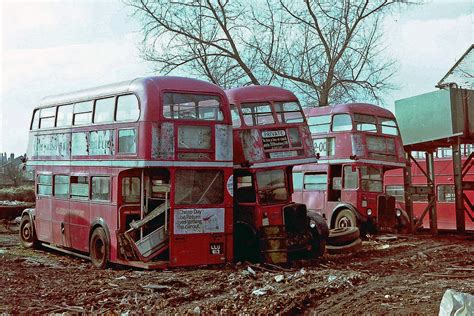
[{"x1": 0, "y1": 226, "x2": 473, "y2": 314}]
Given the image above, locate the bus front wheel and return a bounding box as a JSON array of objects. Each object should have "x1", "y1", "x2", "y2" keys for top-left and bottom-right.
[
  {"x1": 90, "y1": 227, "x2": 109, "y2": 269},
  {"x1": 334, "y1": 209, "x2": 357, "y2": 229},
  {"x1": 19, "y1": 215, "x2": 37, "y2": 248}
]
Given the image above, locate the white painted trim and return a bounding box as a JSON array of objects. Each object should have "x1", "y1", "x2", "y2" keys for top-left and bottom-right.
[
  {"x1": 234, "y1": 157, "x2": 318, "y2": 169},
  {"x1": 317, "y1": 158, "x2": 405, "y2": 168},
  {"x1": 27, "y1": 160, "x2": 233, "y2": 168}
]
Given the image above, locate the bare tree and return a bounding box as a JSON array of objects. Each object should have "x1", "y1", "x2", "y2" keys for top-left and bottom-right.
[
  {"x1": 128, "y1": 0, "x2": 412, "y2": 106},
  {"x1": 3, "y1": 164, "x2": 24, "y2": 187},
  {"x1": 251, "y1": 0, "x2": 406, "y2": 106},
  {"x1": 127, "y1": 0, "x2": 269, "y2": 88}
]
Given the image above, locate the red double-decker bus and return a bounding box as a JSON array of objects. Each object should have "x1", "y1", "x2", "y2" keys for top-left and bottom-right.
[
  {"x1": 226, "y1": 85, "x2": 327, "y2": 263},
  {"x1": 292, "y1": 103, "x2": 407, "y2": 233},
  {"x1": 20, "y1": 76, "x2": 234, "y2": 269},
  {"x1": 384, "y1": 145, "x2": 474, "y2": 231}
]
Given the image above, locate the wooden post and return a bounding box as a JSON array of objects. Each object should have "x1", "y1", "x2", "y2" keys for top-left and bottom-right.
[
  {"x1": 403, "y1": 151, "x2": 414, "y2": 233},
  {"x1": 426, "y1": 152, "x2": 438, "y2": 234},
  {"x1": 452, "y1": 140, "x2": 466, "y2": 233}
]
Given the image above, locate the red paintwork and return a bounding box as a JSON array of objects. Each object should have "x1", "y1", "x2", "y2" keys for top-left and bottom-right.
[
  {"x1": 226, "y1": 85, "x2": 316, "y2": 234},
  {"x1": 385, "y1": 155, "x2": 474, "y2": 231},
  {"x1": 27, "y1": 76, "x2": 234, "y2": 268},
  {"x1": 227, "y1": 85, "x2": 316, "y2": 167},
  {"x1": 293, "y1": 103, "x2": 406, "y2": 229}
]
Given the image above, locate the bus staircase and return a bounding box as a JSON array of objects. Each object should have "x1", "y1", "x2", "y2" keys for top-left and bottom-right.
[{"x1": 120, "y1": 185, "x2": 170, "y2": 262}]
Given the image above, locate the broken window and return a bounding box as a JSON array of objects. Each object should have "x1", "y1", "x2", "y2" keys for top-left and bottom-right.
[
  {"x1": 175, "y1": 170, "x2": 224, "y2": 205},
  {"x1": 71, "y1": 176, "x2": 89, "y2": 200},
  {"x1": 256, "y1": 169, "x2": 288, "y2": 204}
]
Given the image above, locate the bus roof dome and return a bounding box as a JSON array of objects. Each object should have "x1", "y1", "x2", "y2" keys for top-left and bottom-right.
[
  {"x1": 225, "y1": 85, "x2": 298, "y2": 104},
  {"x1": 39, "y1": 76, "x2": 225, "y2": 107},
  {"x1": 305, "y1": 103, "x2": 394, "y2": 118}
]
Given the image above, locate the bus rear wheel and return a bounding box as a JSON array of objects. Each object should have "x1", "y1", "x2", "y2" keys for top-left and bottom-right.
[
  {"x1": 334, "y1": 209, "x2": 357, "y2": 229},
  {"x1": 90, "y1": 227, "x2": 109, "y2": 269},
  {"x1": 19, "y1": 215, "x2": 37, "y2": 248}
]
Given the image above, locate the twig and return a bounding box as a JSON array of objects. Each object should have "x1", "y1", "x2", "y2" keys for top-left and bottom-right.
[
  {"x1": 447, "y1": 267, "x2": 474, "y2": 272},
  {"x1": 423, "y1": 273, "x2": 474, "y2": 279},
  {"x1": 263, "y1": 262, "x2": 295, "y2": 272}
]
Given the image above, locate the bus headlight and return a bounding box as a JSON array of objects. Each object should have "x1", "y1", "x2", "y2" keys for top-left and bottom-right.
[
  {"x1": 396, "y1": 209, "x2": 402, "y2": 217},
  {"x1": 309, "y1": 219, "x2": 316, "y2": 228},
  {"x1": 367, "y1": 209, "x2": 372, "y2": 216}
]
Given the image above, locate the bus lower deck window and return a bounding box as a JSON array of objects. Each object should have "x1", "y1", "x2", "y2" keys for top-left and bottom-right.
[
  {"x1": 37, "y1": 174, "x2": 52, "y2": 196},
  {"x1": 175, "y1": 170, "x2": 224, "y2": 205},
  {"x1": 92, "y1": 176, "x2": 110, "y2": 201},
  {"x1": 54, "y1": 175, "x2": 70, "y2": 198}
]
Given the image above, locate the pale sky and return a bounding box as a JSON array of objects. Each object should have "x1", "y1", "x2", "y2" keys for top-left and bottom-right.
[{"x1": 1, "y1": 0, "x2": 472, "y2": 155}]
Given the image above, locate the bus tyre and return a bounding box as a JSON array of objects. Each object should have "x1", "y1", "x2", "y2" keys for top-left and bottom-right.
[
  {"x1": 90, "y1": 227, "x2": 109, "y2": 269},
  {"x1": 327, "y1": 238, "x2": 362, "y2": 255},
  {"x1": 327, "y1": 227, "x2": 360, "y2": 247},
  {"x1": 19, "y1": 215, "x2": 37, "y2": 248},
  {"x1": 334, "y1": 209, "x2": 357, "y2": 228}
]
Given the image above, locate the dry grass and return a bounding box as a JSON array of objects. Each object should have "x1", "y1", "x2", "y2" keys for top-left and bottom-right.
[{"x1": 0, "y1": 185, "x2": 35, "y2": 202}]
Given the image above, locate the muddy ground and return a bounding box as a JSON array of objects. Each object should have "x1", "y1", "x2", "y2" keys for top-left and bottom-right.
[{"x1": 0, "y1": 225, "x2": 473, "y2": 315}]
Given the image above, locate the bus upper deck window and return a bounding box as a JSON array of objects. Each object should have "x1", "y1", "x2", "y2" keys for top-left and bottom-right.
[
  {"x1": 73, "y1": 101, "x2": 93, "y2": 125},
  {"x1": 116, "y1": 94, "x2": 140, "y2": 122},
  {"x1": 379, "y1": 118, "x2": 398, "y2": 135},
  {"x1": 163, "y1": 93, "x2": 223, "y2": 121},
  {"x1": 274, "y1": 102, "x2": 304, "y2": 123},
  {"x1": 39, "y1": 107, "x2": 56, "y2": 129},
  {"x1": 56, "y1": 104, "x2": 73, "y2": 127},
  {"x1": 241, "y1": 103, "x2": 274, "y2": 126},
  {"x1": 94, "y1": 97, "x2": 115, "y2": 123},
  {"x1": 354, "y1": 114, "x2": 377, "y2": 133},
  {"x1": 31, "y1": 110, "x2": 40, "y2": 130},
  {"x1": 307, "y1": 115, "x2": 330, "y2": 134},
  {"x1": 231, "y1": 105, "x2": 241, "y2": 127},
  {"x1": 332, "y1": 114, "x2": 352, "y2": 132}
]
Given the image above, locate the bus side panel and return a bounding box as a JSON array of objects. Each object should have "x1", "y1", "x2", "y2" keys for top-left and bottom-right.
[
  {"x1": 51, "y1": 198, "x2": 70, "y2": 248},
  {"x1": 89, "y1": 202, "x2": 118, "y2": 260},
  {"x1": 169, "y1": 206, "x2": 232, "y2": 267},
  {"x1": 169, "y1": 233, "x2": 227, "y2": 267},
  {"x1": 69, "y1": 200, "x2": 90, "y2": 252},
  {"x1": 35, "y1": 197, "x2": 53, "y2": 243}
]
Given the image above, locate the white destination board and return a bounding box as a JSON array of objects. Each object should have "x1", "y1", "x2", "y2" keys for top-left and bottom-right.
[{"x1": 174, "y1": 208, "x2": 225, "y2": 234}]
